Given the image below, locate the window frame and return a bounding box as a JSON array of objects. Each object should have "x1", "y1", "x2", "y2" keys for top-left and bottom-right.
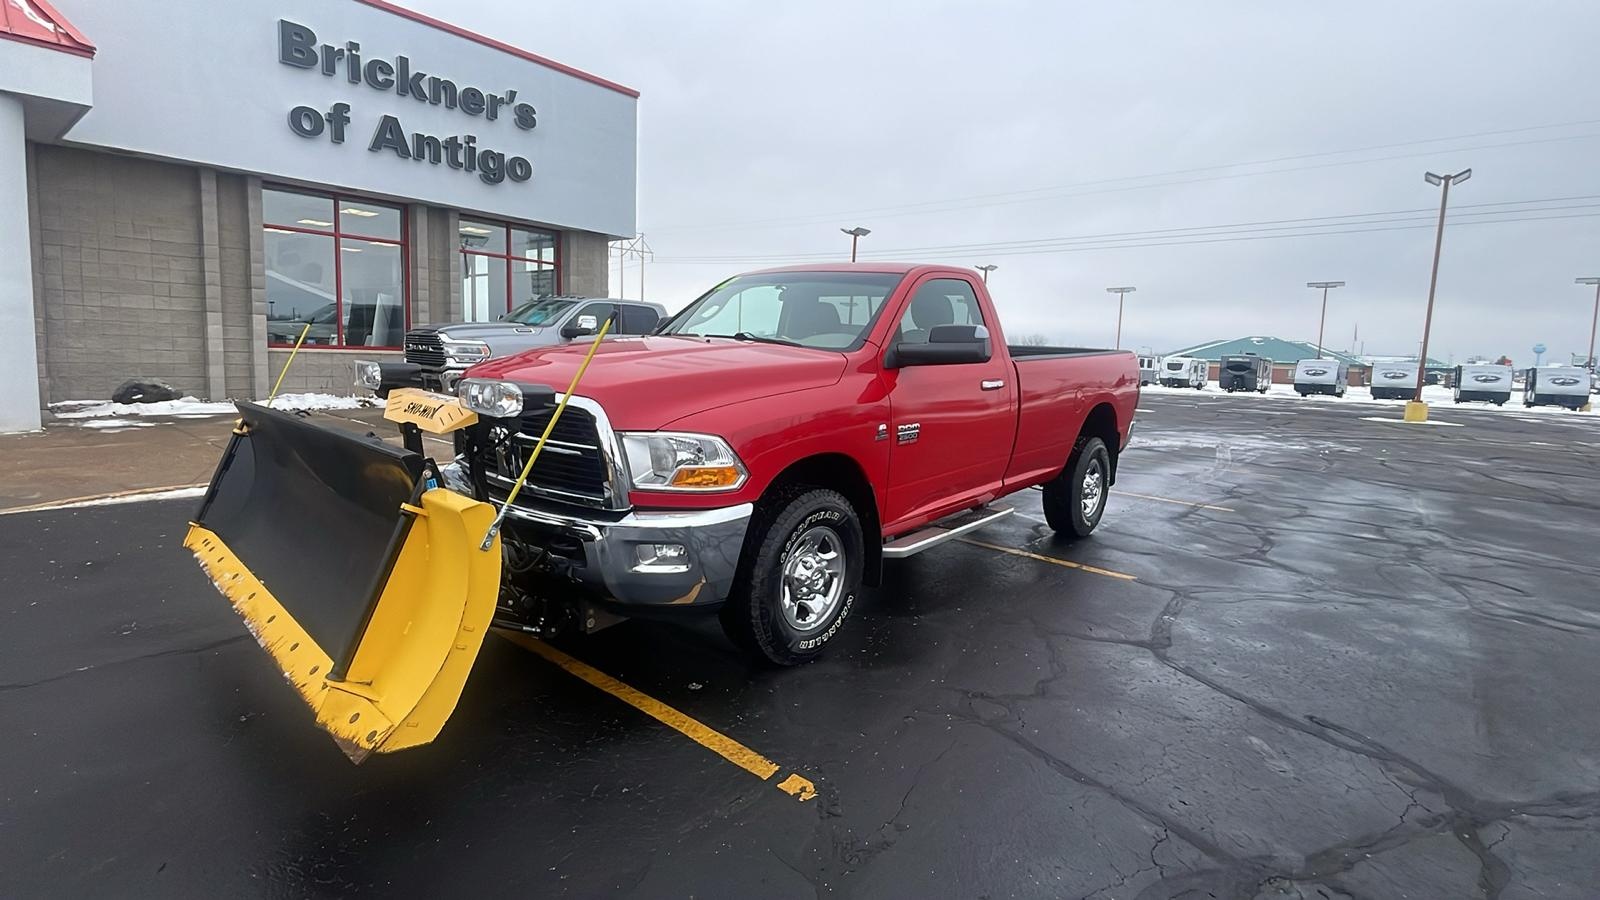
[
  {"x1": 263, "y1": 186, "x2": 410, "y2": 351},
  {"x1": 618, "y1": 303, "x2": 661, "y2": 335},
  {"x1": 894, "y1": 276, "x2": 987, "y2": 344},
  {"x1": 458, "y1": 217, "x2": 563, "y2": 321}
]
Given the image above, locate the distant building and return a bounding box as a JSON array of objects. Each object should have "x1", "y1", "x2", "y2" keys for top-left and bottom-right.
[{"x1": 1165, "y1": 336, "x2": 1367, "y2": 385}]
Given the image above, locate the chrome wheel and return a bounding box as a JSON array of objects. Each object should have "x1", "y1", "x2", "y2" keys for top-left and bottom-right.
[
  {"x1": 1080, "y1": 460, "x2": 1106, "y2": 521},
  {"x1": 780, "y1": 525, "x2": 845, "y2": 633}
]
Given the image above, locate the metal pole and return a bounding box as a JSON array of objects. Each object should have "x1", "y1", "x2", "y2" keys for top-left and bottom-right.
[
  {"x1": 1316, "y1": 286, "x2": 1329, "y2": 359},
  {"x1": 1588, "y1": 281, "x2": 1600, "y2": 375},
  {"x1": 1115, "y1": 295, "x2": 1125, "y2": 350},
  {"x1": 1414, "y1": 177, "x2": 1452, "y2": 402},
  {"x1": 850, "y1": 233, "x2": 859, "y2": 262}
]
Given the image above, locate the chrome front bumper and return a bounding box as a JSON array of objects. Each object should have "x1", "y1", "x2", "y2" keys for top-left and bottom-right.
[{"x1": 443, "y1": 462, "x2": 750, "y2": 608}]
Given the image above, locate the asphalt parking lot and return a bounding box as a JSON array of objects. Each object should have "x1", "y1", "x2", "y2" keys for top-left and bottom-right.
[{"x1": 4, "y1": 393, "x2": 1599, "y2": 899}]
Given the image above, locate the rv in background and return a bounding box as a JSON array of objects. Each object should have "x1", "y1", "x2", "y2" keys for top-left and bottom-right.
[
  {"x1": 1138, "y1": 355, "x2": 1160, "y2": 386},
  {"x1": 1159, "y1": 356, "x2": 1207, "y2": 388},
  {"x1": 1219, "y1": 354, "x2": 1273, "y2": 393},
  {"x1": 1293, "y1": 359, "x2": 1349, "y2": 397},
  {"x1": 1369, "y1": 361, "x2": 1419, "y2": 399},
  {"x1": 1523, "y1": 366, "x2": 1591, "y2": 409},
  {"x1": 1452, "y1": 363, "x2": 1513, "y2": 405}
]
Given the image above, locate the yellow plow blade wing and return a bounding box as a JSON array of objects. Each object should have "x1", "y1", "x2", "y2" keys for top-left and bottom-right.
[{"x1": 185, "y1": 402, "x2": 502, "y2": 762}]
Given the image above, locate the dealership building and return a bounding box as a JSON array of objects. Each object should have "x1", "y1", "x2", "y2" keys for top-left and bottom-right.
[{"x1": 0, "y1": 0, "x2": 637, "y2": 432}]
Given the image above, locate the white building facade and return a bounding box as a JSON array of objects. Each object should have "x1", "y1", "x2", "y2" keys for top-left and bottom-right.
[{"x1": 0, "y1": 0, "x2": 638, "y2": 431}]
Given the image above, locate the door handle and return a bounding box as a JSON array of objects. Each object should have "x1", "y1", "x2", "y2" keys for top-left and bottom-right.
[{"x1": 981, "y1": 379, "x2": 1005, "y2": 391}]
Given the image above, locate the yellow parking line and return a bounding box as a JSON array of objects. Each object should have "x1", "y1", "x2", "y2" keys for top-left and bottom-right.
[
  {"x1": 1114, "y1": 490, "x2": 1234, "y2": 512},
  {"x1": 503, "y1": 634, "x2": 816, "y2": 802},
  {"x1": 959, "y1": 538, "x2": 1137, "y2": 581}
]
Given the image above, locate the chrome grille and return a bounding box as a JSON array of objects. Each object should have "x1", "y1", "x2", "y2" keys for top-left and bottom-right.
[
  {"x1": 404, "y1": 330, "x2": 447, "y2": 368},
  {"x1": 481, "y1": 405, "x2": 615, "y2": 508}
]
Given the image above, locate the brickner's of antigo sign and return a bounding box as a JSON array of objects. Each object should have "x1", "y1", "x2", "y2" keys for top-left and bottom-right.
[{"x1": 277, "y1": 19, "x2": 537, "y2": 185}]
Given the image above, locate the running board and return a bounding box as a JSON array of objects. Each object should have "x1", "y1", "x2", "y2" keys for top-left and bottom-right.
[{"x1": 882, "y1": 506, "x2": 1014, "y2": 559}]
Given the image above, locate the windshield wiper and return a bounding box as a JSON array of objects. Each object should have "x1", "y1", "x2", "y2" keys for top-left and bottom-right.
[{"x1": 685, "y1": 332, "x2": 807, "y2": 348}]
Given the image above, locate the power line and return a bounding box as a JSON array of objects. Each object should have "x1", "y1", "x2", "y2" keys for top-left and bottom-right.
[
  {"x1": 652, "y1": 195, "x2": 1600, "y2": 263},
  {"x1": 652, "y1": 209, "x2": 1600, "y2": 265},
  {"x1": 649, "y1": 119, "x2": 1600, "y2": 234}
]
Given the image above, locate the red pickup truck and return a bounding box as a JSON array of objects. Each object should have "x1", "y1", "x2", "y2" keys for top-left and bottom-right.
[{"x1": 441, "y1": 263, "x2": 1139, "y2": 663}]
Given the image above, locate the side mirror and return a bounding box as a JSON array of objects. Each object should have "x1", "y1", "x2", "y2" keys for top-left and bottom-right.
[
  {"x1": 561, "y1": 314, "x2": 600, "y2": 340},
  {"x1": 887, "y1": 324, "x2": 992, "y2": 368}
]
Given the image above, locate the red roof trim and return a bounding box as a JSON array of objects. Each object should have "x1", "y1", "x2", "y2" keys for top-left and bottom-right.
[
  {"x1": 0, "y1": 0, "x2": 95, "y2": 57},
  {"x1": 352, "y1": 0, "x2": 638, "y2": 99}
]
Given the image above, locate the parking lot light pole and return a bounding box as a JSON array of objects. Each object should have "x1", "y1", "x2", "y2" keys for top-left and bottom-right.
[
  {"x1": 1579, "y1": 277, "x2": 1600, "y2": 411},
  {"x1": 1306, "y1": 281, "x2": 1344, "y2": 359},
  {"x1": 1106, "y1": 286, "x2": 1136, "y2": 349},
  {"x1": 1406, "y1": 168, "x2": 1471, "y2": 423},
  {"x1": 841, "y1": 226, "x2": 871, "y2": 262},
  {"x1": 975, "y1": 264, "x2": 998, "y2": 284}
]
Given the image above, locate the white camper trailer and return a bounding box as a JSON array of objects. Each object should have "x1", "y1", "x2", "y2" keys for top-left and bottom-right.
[
  {"x1": 1453, "y1": 364, "x2": 1514, "y2": 405},
  {"x1": 1369, "y1": 362, "x2": 1419, "y2": 400},
  {"x1": 1159, "y1": 356, "x2": 1207, "y2": 388},
  {"x1": 1523, "y1": 366, "x2": 1591, "y2": 409},
  {"x1": 1293, "y1": 359, "x2": 1349, "y2": 397},
  {"x1": 1138, "y1": 356, "x2": 1160, "y2": 386}
]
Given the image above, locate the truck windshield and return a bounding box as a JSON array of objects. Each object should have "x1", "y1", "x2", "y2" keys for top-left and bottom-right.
[
  {"x1": 503, "y1": 298, "x2": 578, "y2": 326},
  {"x1": 660, "y1": 272, "x2": 906, "y2": 350}
]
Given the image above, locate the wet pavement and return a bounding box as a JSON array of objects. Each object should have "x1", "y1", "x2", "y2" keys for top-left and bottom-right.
[{"x1": 3, "y1": 393, "x2": 1599, "y2": 898}]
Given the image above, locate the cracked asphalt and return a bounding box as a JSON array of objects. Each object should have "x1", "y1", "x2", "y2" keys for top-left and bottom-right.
[{"x1": 3, "y1": 392, "x2": 1599, "y2": 898}]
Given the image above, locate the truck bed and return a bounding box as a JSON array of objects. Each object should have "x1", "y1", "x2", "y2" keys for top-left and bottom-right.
[
  {"x1": 1004, "y1": 347, "x2": 1138, "y2": 489},
  {"x1": 1007, "y1": 345, "x2": 1124, "y2": 360}
]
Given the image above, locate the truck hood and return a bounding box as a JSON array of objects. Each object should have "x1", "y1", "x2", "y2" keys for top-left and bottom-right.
[
  {"x1": 465, "y1": 336, "x2": 850, "y2": 430},
  {"x1": 410, "y1": 322, "x2": 551, "y2": 339}
]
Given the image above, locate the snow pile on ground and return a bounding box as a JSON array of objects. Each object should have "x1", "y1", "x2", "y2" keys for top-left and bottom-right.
[
  {"x1": 51, "y1": 392, "x2": 377, "y2": 421},
  {"x1": 78, "y1": 419, "x2": 157, "y2": 429}
]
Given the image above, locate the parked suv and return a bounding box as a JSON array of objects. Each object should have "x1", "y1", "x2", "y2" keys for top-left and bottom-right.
[{"x1": 404, "y1": 297, "x2": 667, "y2": 392}]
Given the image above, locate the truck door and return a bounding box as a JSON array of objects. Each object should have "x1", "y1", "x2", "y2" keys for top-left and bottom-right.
[{"x1": 880, "y1": 276, "x2": 1015, "y2": 529}]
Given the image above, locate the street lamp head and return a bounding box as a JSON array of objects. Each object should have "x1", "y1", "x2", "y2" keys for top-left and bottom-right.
[
  {"x1": 975, "y1": 264, "x2": 998, "y2": 271},
  {"x1": 1306, "y1": 281, "x2": 1345, "y2": 289},
  {"x1": 1106, "y1": 286, "x2": 1136, "y2": 294},
  {"x1": 841, "y1": 226, "x2": 871, "y2": 237},
  {"x1": 1452, "y1": 168, "x2": 1471, "y2": 184},
  {"x1": 1576, "y1": 277, "x2": 1600, "y2": 285},
  {"x1": 1424, "y1": 172, "x2": 1443, "y2": 186}
]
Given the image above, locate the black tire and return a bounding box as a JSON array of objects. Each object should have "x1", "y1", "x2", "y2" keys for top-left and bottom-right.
[
  {"x1": 1042, "y1": 436, "x2": 1111, "y2": 540},
  {"x1": 719, "y1": 487, "x2": 863, "y2": 666}
]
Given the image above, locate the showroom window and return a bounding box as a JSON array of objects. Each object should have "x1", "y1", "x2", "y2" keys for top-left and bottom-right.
[
  {"x1": 459, "y1": 217, "x2": 560, "y2": 322},
  {"x1": 263, "y1": 188, "x2": 407, "y2": 348}
]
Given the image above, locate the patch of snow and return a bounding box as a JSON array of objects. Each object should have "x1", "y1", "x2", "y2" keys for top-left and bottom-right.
[
  {"x1": 1358, "y1": 416, "x2": 1465, "y2": 428},
  {"x1": 78, "y1": 419, "x2": 156, "y2": 429},
  {"x1": 1, "y1": 486, "x2": 207, "y2": 516},
  {"x1": 50, "y1": 393, "x2": 376, "y2": 420}
]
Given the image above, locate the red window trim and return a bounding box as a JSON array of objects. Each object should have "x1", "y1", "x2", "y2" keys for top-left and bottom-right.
[
  {"x1": 264, "y1": 186, "x2": 410, "y2": 351},
  {"x1": 458, "y1": 218, "x2": 562, "y2": 318}
]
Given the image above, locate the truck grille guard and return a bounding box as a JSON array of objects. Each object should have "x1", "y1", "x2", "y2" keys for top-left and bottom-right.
[{"x1": 469, "y1": 394, "x2": 633, "y2": 514}]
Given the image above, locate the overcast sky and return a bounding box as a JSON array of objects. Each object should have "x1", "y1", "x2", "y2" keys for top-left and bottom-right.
[{"x1": 412, "y1": 0, "x2": 1600, "y2": 364}]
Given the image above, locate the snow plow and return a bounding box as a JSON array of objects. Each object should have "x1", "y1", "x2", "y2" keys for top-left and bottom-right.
[{"x1": 185, "y1": 324, "x2": 610, "y2": 762}]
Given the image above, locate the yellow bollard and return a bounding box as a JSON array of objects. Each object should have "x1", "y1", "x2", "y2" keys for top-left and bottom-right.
[{"x1": 1403, "y1": 400, "x2": 1430, "y2": 423}]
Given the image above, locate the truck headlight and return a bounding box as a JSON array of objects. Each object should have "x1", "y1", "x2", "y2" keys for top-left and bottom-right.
[
  {"x1": 444, "y1": 339, "x2": 491, "y2": 362},
  {"x1": 620, "y1": 432, "x2": 747, "y2": 490},
  {"x1": 353, "y1": 360, "x2": 383, "y2": 391},
  {"x1": 457, "y1": 379, "x2": 524, "y2": 418}
]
